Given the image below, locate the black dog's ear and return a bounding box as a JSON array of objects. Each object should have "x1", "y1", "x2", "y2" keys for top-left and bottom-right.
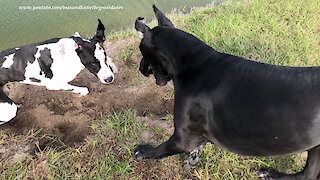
[
  {"x1": 153, "y1": 5, "x2": 174, "y2": 28},
  {"x1": 135, "y1": 17, "x2": 151, "y2": 39},
  {"x1": 93, "y1": 19, "x2": 106, "y2": 42}
]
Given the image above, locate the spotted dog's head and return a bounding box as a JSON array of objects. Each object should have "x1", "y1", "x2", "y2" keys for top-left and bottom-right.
[
  {"x1": 135, "y1": 5, "x2": 174, "y2": 86},
  {"x1": 71, "y1": 19, "x2": 115, "y2": 84}
]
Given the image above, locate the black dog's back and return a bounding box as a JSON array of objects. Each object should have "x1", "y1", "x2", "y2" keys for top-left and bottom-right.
[{"x1": 198, "y1": 55, "x2": 320, "y2": 156}]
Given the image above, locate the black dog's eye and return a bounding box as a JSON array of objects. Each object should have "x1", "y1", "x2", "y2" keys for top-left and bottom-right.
[{"x1": 99, "y1": 47, "x2": 102, "y2": 50}]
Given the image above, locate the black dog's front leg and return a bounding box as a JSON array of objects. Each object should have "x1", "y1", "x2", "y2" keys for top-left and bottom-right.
[
  {"x1": 135, "y1": 127, "x2": 205, "y2": 160},
  {"x1": 135, "y1": 132, "x2": 184, "y2": 160},
  {"x1": 135, "y1": 95, "x2": 206, "y2": 160}
]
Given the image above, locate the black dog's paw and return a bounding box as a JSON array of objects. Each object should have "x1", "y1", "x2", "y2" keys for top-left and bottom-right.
[
  {"x1": 183, "y1": 148, "x2": 201, "y2": 171},
  {"x1": 135, "y1": 144, "x2": 155, "y2": 160},
  {"x1": 258, "y1": 169, "x2": 286, "y2": 180}
]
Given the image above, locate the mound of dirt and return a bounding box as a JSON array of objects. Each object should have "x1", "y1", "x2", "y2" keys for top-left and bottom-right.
[{"x1": 0, "y1": 38, "x2": 174, "y2": 148}]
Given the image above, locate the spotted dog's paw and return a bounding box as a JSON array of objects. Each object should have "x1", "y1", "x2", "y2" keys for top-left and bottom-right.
[
  {"x1": 135, "y1": 144, "x2": 155, "y2": 160},
  {"x1": 79, "y1": 88, "x2": 89, "y2": 96},
  {"x1": 73, "y1": 87, "x2": 89, "y2": 96},
  {"x1": 0, "y1": 102, "x2": 17, "y2": 125},
  {"x1": 258, "y1": 169, "x2": 286, "y2": 180}
]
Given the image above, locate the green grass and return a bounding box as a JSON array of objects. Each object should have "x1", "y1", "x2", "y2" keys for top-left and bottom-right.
[
  {"x1": 1, "y1": 0, "x2": 319, "y2": 179},
  {"x1": 107, "y1": 28, "x2": 137, "y2": 41},
  {"x1": 0, "y1": 110, "x2": 147, "y2": 179},
  {"x1": 182, "y1": 0, "x2": 320, "y2": 66},
  {"x1": 46, "y1": 110, "x2": 147, "y2": 179}
]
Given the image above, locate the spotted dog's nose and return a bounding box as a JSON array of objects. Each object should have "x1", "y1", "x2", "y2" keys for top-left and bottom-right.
[{"x1": 104, "y1": 76, "x2": 114, "y2": 84}]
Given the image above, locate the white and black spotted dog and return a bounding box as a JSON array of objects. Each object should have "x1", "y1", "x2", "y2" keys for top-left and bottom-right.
[{"x1": 0, "y1": 19, "x2": 118, "y2": 125}]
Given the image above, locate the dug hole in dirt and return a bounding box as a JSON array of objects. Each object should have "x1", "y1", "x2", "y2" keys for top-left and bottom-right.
[{"x1": 0, "y1": 38, "x2": 174, "y2": 163}]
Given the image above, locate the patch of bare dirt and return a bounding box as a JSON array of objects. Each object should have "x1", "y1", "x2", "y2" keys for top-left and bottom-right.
[
  {"x1": 0, "y1": 37, "x2": 174, "y2": 159},
  {"x1": 0, "y1": 134, "x2": 38, "y2": 164},
  {"x1": 138, "y1": 116, "x2": 174, "y2": 145}
]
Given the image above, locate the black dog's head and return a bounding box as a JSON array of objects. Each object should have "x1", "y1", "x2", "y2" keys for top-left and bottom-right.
[
  {"x1": 71, "y1": 19, "x2": 114, "y2": 84},
  {"x1": 135, "y1": 5, "x2": 175, "y2": 86}
]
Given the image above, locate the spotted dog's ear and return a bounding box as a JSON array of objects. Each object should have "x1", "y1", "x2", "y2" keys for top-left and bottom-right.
[
  {"x1": 71, "y1": 37, "x2": 84, "y2": 52},
  {"x1": 70, "y1": 32, "x2": 81, "y2": 38},
  {"x1": 70, "y1": 32, "x2": 84, "y2": 51},
  {"x1": 74, "y1": 43, "x2": 83, "y2": 51},
  {"x1": 92, "y1": 19, "x2": 106, "y2": 43},
  {"x1": 153, "y1": 5, "x2": 174, "y2": 28},
  {"x1": 135, "y1": 17, "x2": 151, "y2": 39}
]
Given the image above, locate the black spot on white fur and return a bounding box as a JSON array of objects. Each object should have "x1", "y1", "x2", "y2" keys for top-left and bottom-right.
[
  {"x1": 38, "y1": 48, "x2": 54, "y2": 79},
  {"x1": 29, "y1": 77, "x2": 41, "y2": 83}
]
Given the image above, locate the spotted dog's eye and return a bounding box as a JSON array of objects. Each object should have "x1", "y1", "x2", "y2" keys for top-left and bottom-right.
[
  {"x1": 109, "y1": 65, "x2": 114, "y2": 73},
  {"x1": 99, "y1": 47, "x2": 102, "y2": 50}
]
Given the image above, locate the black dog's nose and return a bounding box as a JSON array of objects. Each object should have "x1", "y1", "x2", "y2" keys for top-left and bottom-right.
[{"x1": 104, "y1": 76, "x2": 114, "y2": 83}]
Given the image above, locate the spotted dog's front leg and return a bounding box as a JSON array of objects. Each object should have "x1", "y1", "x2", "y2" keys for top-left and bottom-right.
[{"x1": 46, "y1": 83, "x2": 89, "y2": 96}]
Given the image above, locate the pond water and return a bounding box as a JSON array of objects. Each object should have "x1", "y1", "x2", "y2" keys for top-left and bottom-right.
[{"x1": 0, "y1": 0, "x2": 220, "y2": 50}]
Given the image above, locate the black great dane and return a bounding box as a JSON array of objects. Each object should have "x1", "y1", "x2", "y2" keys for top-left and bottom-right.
[
  {"x1": 134, "y1": 5, "x2": 320, "y2": 179},
  {"x1": 0, "y1": 19, "x2": 117, "y2": 125}
]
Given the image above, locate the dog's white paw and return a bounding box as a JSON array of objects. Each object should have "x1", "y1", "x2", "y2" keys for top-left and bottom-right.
[
  {"x1": 135, "y1": 144, "x2": 156, "y2": 160},
  {"x1": 183, "y1": 147, "x2": 201, "y2": 171},
  {"x1": 135, "y1": 151, "x2": 143, "y2": 160},
  {"x1": 0, "y1": 102, "x2": 17, "y2": 125},
  {"x1": 258, "y1": 170, "x2": 269, "y2": 179},
  {"x1": 183, "y1": 162, "x2": 196, "y2": 171},
  {"x1": 75, "y1": 88, "x2": 89, "y2": 96},
  {"x1": 257, "y1": 169, "x2": 286, "y2": 180}
]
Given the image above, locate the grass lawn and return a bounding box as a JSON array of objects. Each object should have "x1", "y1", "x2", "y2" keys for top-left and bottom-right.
[{"x1": 1, "y1": 0, "x2": 320, "y2": 179}]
